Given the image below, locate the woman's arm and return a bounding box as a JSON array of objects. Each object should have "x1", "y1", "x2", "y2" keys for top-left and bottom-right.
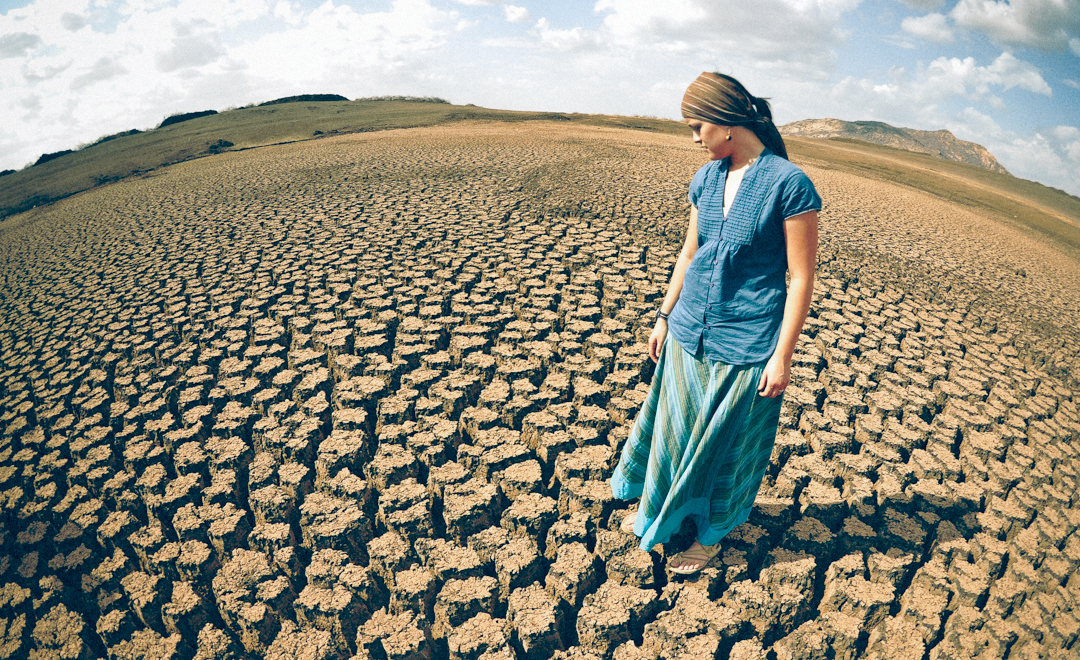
[
  {"x1": 758, "y1": 209, "x2": 818, "y2": 397},
  {"x1": 648, "y1": 205, "x2": 699, "y2": 362}
]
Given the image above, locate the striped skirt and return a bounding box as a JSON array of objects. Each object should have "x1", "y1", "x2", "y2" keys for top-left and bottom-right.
[{"x1": 610, "y1": 335, "x2": 783, "y2": 551}]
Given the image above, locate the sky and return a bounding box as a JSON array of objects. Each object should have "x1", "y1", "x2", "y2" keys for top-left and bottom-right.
[{"x1": 1, "y1": 0, "x2": 1078, "y2": 196}]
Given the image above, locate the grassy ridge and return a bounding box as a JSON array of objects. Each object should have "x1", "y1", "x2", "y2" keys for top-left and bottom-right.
[
  {"x1": 0, "y1": 100, "x2": 684, "y2": 220},
  {"x1": 2, "y1": 98, "x2": 1078, "y2": 255},
  {"x1": 787, "y1": 136, "x2": 1080, "y2": 253}
]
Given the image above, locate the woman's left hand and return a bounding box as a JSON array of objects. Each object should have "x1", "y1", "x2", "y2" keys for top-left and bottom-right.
[{"x1": 758, "y1": 353, "x2": 790, "y2": 398}]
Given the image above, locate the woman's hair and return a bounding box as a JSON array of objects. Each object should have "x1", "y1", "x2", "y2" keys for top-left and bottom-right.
[{"x1": 681, "y1": 72, "x2": 788, "y2": 160}]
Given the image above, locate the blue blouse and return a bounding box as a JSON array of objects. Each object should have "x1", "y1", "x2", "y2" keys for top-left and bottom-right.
[{"x1": 666, "y1": 150, "x2": 821, "y2": 365}]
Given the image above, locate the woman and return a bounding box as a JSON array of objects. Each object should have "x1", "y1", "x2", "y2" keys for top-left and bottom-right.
[{"x1": 610, "y1": 72, "x2": 820, "y2": 574}]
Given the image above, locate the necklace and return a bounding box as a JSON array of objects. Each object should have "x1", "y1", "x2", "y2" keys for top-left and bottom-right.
[{"x1": 733, "y1": 154, "x2": 759, "y2": 171}]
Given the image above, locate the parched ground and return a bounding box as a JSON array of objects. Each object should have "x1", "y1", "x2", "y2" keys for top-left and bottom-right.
[{"x1": 0, "y1": 121, "x2": 1077, "y2": 660}]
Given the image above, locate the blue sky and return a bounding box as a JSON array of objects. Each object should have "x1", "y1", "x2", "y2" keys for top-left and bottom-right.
[{"x1": 2, "y1": 0, "x2": 1078, "y2": 196}]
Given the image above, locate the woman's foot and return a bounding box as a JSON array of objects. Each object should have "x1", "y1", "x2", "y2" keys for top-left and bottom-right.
[
  {"x1": 620, "y1": 511, "x2": 637, "y2": 535},
  {"x1": 668, "y1": 541, "x2": 721, "y2": 575}
]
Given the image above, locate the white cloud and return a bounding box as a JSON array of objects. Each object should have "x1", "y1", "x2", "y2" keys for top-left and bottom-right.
[
  {"x1": 925, "y1": 52, "x2": 1051, "y2": 98},
  {"x1": 1052, "y1": 125, "x2": 1080, "y2": 162},
  {"x1": 950, "y1": 0, "x2": 1080, "y2": 52},
  {"x1": 233, "y1": 0, "x2": 455, "y2": 87},
  {"x1": 272, "y1": 0, "x2": 303, "y2": 25},
  {"x1": 19, "y1": 55, "x2": 72, "y2": 84},
  {"x1": 985, "y1": 121, "x2": 1080, "y2": 195},
  {"x1": 895, "y1": 0, "x2": 945, "y2": 9},
  {"x1": 0, "y1": 32, "x2": 43, "y2": 58},
  {"x1": 901, "y1": 12, "x2": 954, "y2": 44},
  {"x1": 155, "y1": 19, "x2": 227, "y2": 72},
  {"x1": 880, "y1": 33, "x2": 919, "y2": 49},
  {"x1": 60, "y1": 12, "x2": 89, "y2": 31},
  {"x1": 529, "y1": 17, "x2": 604, "y2": 52},
  {"x1": 0, "y1": 0, "x2": 458, "y2": 172},
  {"x1": 474, "y1": 0, "x2": 862, "y2": 122},
  {"x1": 1064, "y1": 78, "x2": 1080, "y2": 89},
  {"x1": 826, "y1": 52, "x2": 1051, "y2": 126},
  {"x1": 503, "y1": 5, "x2": 529, "y2": 23},
  {"x1": 1071, "y1": 37, "x2": 1080, "y2": 56},
  {"x1": 952, "y1": 105, "x2": 1003, "y2": 136},
  {"x1": 594, "y1": 0, "x2": 858, "y2": 74},
  {"x1": 70, "y1": 56, "x2": 127, "y2": 90},
  {"x1": 18, "y1": 94, "x2": 42, "y2": 113}
]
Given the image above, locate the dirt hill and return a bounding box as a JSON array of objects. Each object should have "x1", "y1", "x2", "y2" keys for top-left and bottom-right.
[
  {"x1": 781, "y1": 118, "x2": 1009, "y2": 174},
  {"x1": 0, "y1": 100, "x2": 683, "y2": 220}
]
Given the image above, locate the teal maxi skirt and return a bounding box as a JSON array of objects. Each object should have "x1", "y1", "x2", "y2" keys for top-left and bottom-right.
[{"x1": 610, "y1": 335, "x2": 783, "y2": 551}]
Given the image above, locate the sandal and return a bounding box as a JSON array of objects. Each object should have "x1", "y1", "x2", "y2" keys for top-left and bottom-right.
[
  {"x1": 620, "y1": 512, "x2": 637, "y2": 535},
  {"x1": 668, "y1": 542, "x2": 721, "y2": 575}
]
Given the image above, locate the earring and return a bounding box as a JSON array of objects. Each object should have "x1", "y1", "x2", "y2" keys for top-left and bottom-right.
[{"x1": 726, "y1": 129, "x2": 732, "y2": 141}]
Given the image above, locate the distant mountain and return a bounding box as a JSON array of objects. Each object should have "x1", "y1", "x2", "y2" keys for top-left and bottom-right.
[{"x1": 780, "y1": 118, "x2": 1009, "y2": 175}]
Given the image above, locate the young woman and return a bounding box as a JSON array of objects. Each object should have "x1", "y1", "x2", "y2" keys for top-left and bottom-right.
[{"x1": 610, "y1": 72, "x2": 820, "y2": 574}]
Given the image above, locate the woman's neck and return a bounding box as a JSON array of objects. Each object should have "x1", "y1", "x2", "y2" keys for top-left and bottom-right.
[
  {"x1": 729, "y1": 144, "x2": 765, "y2": 171},
  {"x1": 728, "y1": 126, "x2": 767, "y2": 170}
]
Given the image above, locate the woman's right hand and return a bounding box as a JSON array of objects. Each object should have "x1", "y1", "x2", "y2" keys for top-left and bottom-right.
[{"x1": 648, "y1": 320, "x2": 667, "y2": 363}]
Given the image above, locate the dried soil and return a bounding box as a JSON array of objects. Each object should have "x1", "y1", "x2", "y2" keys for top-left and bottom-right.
[{"x1": 0, "y1": 121, "x2": 1077, "y2": 660}]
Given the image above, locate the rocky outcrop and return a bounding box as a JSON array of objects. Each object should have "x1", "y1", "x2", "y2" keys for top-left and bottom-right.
[{"x1": 780, "y1": 118, "x2": 1009, "y2": 174}]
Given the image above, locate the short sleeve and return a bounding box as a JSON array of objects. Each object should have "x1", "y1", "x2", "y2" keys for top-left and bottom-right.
[
  {"x1": 687, "y1": 161, "x2": 715, "y2": 207},
  {"x1": 778, "y1": 169, "x2": 822, "y2": 220}
]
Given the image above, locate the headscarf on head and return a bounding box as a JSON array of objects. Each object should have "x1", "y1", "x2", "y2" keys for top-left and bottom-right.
[{"x1": 681, "y1": 72, "x2": 788, "y2": 160}]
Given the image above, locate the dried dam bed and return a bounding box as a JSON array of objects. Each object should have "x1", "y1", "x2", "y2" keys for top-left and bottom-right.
[{"x1": 0, "y1": 122, "x2": 1078, "y2": 660}]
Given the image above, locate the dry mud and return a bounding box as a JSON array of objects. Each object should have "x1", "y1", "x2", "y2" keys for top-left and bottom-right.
[{"x1": 0, "y1": 121, "x2": 1077, "y2": 660}]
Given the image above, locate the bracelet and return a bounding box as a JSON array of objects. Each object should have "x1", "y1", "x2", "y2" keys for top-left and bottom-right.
[{"x1": 655, "y1": 309, "x2": 669, "y2": 321}]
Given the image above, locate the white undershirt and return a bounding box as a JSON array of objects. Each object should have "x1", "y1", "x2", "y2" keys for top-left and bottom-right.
[{"x1": 723, "y1": 163, "x2": 750, "y2": 218}]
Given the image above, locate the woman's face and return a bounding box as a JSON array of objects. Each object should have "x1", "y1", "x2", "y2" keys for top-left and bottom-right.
[{"x1": 685, "y1": 118, "x2": 729, "y2": 161}]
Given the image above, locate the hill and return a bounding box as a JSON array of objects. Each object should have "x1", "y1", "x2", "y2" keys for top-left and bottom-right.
[
  {"x1": 0, "y1": 100, "x2": 683, "y2": 220},
  {"x1": 4, "y1": 99, "x2": 1077, "y2": 257},
  {"x1": 781, "y1": 118, "x2": 1009, "y2": 174},
  {"x1": 783, "y1": 135, "x2": 1080, "y2": 254}
]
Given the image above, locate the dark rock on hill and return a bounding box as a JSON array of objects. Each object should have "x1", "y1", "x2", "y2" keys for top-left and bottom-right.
[
  {"x1": 207, "y1": 139, "x2": 234, "y2": 154},
  {"x1": 260, "y1": 94, "x2": 350, "y2": 106},
  {"x1": 780, "y1": 118, "x2": 1009, "y2": 174},
  {"x1": 34, "y1": 149, "x2": 74, "y2": 166},
  {"x1": 158, "y1": 110, "x2": 218, "y2": 129},
  {"x1": 86, "y1": 129, "x2": 144, "y2": 149}
]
